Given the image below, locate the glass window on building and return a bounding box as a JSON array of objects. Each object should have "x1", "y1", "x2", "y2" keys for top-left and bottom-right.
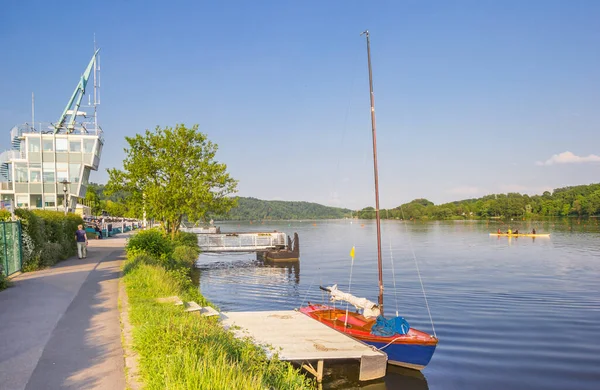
[
  {"x1": 56, "y1": 138, "x2": 68, "y2": 152},
  {"x1": 30, "y1": 170, "x2": 41, "y2": 183},
  {"x1": 43, "y1": 162, "x2": 55, "y2": 183},
  {"x1": 44, "y1": 195, "x2": 56, "y2": 207},
  {"x1": 16, "y1": 195, "x2": 29, "y2": 208},
  {"x1": 42, "y1": 138, "x2": 54, "y2": 152},
  {"x1": 57, "y1": 172, "x2": 68, "y2": 182},
  {"x1": 29, "y1": 137, "x2": 41, "y2": 152},
  {"x1": 57, "y1": 162, "x2": 68, "y2": 183},
  {"x1": 82, "y1": 168, "x2": 91, "y2": 185},
  {"x1": 70, "y1": 140, "x2": 82, "y2": 152},
  {"x1": 15, "y1": 163, "x2": 28, "y2": 182},
  {"x1": 30, "y1": 194, "x2": 43, "y2": 208},
  {"x1": 83, "y1": 139, "x2": 96, "y2": 153},
  {"x1": 69, "y1": 163, "x2": 81, "y2": 183}
]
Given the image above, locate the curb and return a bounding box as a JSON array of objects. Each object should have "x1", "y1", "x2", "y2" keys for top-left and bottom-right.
[{"x1": 119, "y1": 271, "x2": 143, "y2": 390}]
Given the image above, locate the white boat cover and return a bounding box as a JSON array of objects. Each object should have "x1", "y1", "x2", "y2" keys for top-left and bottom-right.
[{"x1": 325, "y1": 284, "x2": 381, "y2": 318}]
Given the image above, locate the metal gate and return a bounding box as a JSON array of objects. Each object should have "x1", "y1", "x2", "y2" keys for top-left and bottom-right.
[{"x1": 1, "y1": 221, "x2": 23, "y2": 276}]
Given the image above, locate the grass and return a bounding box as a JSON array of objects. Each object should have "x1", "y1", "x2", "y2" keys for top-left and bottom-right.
[{"x1": 123, "y1": 231, "x2": 314, "y2": 389}]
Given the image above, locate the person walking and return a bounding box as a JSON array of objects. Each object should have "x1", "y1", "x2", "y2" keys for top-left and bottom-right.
[{"x1": 75, "y1": 224, "x2": 88, "y2": 259}]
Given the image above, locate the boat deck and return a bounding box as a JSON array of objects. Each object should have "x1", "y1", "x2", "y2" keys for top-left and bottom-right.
[{"x1": 220, "y1": 310, "x2": 387, "y2": 382}]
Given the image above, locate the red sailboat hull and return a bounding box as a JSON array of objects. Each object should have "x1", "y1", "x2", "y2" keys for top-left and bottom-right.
[{"x1": 299, "y1": 304, "x2": 438, "y2": 370}]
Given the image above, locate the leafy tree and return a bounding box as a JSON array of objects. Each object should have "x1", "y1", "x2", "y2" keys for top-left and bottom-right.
[
  {"x1": 104, "y1": 200, "x2": 130, "y2": 218},
  {"x1": 84, "y1": 187, "x2": 102, "y2": 216},
  {"x1": 107, "y1": 124, "x2": 238, "y2": 238}
]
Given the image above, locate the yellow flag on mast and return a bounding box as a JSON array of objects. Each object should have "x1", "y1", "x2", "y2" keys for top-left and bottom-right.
[{"x1": 350, "y1": 246, "x2": 355, "y2": 260}]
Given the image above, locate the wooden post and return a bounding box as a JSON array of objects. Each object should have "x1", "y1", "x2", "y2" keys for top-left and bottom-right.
[{"x1": 302, "y1": 360, "x2": 325, "y2": 383}]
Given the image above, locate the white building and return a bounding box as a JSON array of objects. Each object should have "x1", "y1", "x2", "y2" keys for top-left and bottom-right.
[{"x1": 0, "y1": 50, "x2": 103, "y2": 213}]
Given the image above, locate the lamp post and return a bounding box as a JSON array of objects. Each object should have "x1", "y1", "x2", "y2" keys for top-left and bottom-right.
[{"x1": 61, "y1": 179, "x2": 71, "y2": 215}]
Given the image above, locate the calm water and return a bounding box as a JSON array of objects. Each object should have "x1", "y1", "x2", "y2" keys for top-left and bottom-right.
[{"x1": 197, "y1": 219, "x2": 600, "y2": 390}]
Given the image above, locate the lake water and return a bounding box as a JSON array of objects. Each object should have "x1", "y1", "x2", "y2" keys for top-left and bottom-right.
[{"x1": 196, "y1": 219, "x2": 600, "y2": 390}]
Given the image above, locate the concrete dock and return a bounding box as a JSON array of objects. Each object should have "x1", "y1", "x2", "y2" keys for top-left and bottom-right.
[{"x1": 220, "y1": 310, "x2": 387, "y2": 382}]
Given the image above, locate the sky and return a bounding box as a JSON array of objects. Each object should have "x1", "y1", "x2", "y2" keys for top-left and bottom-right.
[{"x1": 1, "y1": 0, "x2": 599, "y2": 210}]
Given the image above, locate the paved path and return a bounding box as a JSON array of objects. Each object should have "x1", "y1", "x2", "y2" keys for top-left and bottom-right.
[{"x1": 0, "y1": 235, "x2": 129, "y2": 390}]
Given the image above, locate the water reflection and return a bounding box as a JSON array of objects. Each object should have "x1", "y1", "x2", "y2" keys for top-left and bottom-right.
[
  {"x1": 263, "y1": 259, "x2": 300, "y2": 284},
  {"x1": 197, "y1": 252, "x2": 303, "y2": 311},
  {"x1": 322, "y1": 362, "x2": 428, "y2": 390}
]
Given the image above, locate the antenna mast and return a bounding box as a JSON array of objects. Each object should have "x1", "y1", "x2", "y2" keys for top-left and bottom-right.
[
  {"x1": 31, "y1": 92, "x2": 35, "y2": 131},
  {"x1": 93, "y1": 34, "x2": 100, "y2": 133}
]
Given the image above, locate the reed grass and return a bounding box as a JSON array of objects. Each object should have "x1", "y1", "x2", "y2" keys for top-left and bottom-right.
[{"x1": 123, "y1": 230, "x2": 313, "y2": 389}]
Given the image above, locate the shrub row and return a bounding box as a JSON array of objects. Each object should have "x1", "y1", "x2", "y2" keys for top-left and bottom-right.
[
  {"x1": 0, "y1": 272, "x2": 8, "y2": 290},
  {"x1": 123, "y1": 229, "x2": 313, "y2": 389},
  {"x1": 13, "y1": 209, "x2": 83, "y2": 271}
]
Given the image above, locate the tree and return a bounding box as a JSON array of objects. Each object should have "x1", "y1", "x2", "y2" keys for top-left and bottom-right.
[
  {"x1": 104, "y1": 200, "x2": 129, "y2": 218},
  {"x1": 106, "y1": 124, "x2": 238, "y2": 238},
  {"x1": 84, "y1": 187, "x2": 102, "y2": 216}
]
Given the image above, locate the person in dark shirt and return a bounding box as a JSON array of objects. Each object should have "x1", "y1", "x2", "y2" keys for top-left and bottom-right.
[
  {"x1": 75, "y1": 224, "x2": 88, "y2": 259},
  {"x1": 95, "y1": 223, "x2": 103, "y2": 239}
]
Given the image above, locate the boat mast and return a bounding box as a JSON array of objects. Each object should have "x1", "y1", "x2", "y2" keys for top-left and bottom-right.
[{"x1": 361, "y1": 30, "x2": 384, "y2": 316}]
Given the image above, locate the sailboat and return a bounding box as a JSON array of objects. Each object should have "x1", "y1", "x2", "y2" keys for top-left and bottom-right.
[{"x1": 299, "y1": 31, "x2": 438, "y2": 370}]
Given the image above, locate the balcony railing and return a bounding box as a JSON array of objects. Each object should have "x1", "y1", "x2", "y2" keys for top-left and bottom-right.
[{"x1": 0, "y1": 150, "x2": 23, "y2": 164}]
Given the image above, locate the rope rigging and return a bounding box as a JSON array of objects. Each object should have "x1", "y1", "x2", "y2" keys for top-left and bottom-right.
[{"x1": 398, "y1": 207, "x2": 437, "y2": 338}]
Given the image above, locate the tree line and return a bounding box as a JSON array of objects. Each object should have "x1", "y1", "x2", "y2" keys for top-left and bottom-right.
[
  {"x1": 357, "y1": 183, "x2": 600, "y2": 220},
  {"x1": 208, "y1": 197, "x2": 352, "y2": 220},
  {"x1": 91, "y1": 181, "x2": 600, "y2": 222}
]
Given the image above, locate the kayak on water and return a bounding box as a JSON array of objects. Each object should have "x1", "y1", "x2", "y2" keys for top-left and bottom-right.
[{"x1": 489, "y1": 233, "x2": 551, "y2": 237}]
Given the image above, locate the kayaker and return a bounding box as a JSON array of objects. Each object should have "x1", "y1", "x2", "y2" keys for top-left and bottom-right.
[
  {"x1": 497, "y1": 228, "x2": 501, "y2": 234},
  {"x1": 532, "y1": 228, "x2": 536, "y2": 234},
  {"x1": 514, "y1": 229, "x2": 519, "y2": 234},
  {"x1": 507, "y1": 228, "x2": 512, "y2": 234}
]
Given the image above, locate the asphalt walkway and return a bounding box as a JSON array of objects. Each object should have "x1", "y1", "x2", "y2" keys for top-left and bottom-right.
[{"x1": 0, "y1": 234, "x2": 129, "y2": 390}]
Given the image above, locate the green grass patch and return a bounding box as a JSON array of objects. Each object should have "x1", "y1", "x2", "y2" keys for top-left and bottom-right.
[{"x1": 123, "y1": 229, "x2": 314, "y2": 389}]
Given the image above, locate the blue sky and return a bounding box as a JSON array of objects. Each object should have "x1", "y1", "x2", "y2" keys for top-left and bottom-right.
[{"x1": 1, "y1": 0, "x2": 599, "y2": 209}]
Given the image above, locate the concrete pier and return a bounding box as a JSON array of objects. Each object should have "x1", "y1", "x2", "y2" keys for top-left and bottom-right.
[{"x1": 220, "y1": 310, "x2": 387, "y2": 383}]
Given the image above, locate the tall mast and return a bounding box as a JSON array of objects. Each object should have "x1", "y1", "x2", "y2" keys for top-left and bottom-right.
[
  {"x1": 94, "y1": 35, "x2": 99, "y2": 133},
  {"x1": 361, "y1": 30, "x2": 384, "y2": 316},
  {"x1": 32, "y1": 92, "x2": 35, "y2": 131}
]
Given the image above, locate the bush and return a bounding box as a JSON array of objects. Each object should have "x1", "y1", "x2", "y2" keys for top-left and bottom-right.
[
  {"x1": 126, "y1": 229, "x2": 174, "y2": 259},
  {"x1": 14, "y1": 209, "x2": 82, "y2": 272},
  {"x1": 172, "y1": 245, "x2": 200, "y2": 269},
  {"x1": 39, "y1": 243, "x2": 63, "y2": 267},
  {"x1": 0, "y1": 210, "x2": 11, "y2": 222},
  {"x1": 15, "y1": 209, "x2": 45, "y2": 252},
  {"x1": 0, "y1": 272, "x2": 9, "y2": 290},
  {"x1": 172, "y1": 231, "x2": 199, "y2": 248}
]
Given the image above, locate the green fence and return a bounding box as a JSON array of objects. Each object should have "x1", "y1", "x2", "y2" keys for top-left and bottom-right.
[{"x1": 1, "y1": 221, "x2": 23, "y2": 277}]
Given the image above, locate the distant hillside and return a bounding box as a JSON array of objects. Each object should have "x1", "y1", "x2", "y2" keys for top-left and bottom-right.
[
  {"x1": 362, "y1": 182, "x2": 600, "y2": 220},
  {"x1": 210, "y1": 197, "x2": 352, "y2": 220}
]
